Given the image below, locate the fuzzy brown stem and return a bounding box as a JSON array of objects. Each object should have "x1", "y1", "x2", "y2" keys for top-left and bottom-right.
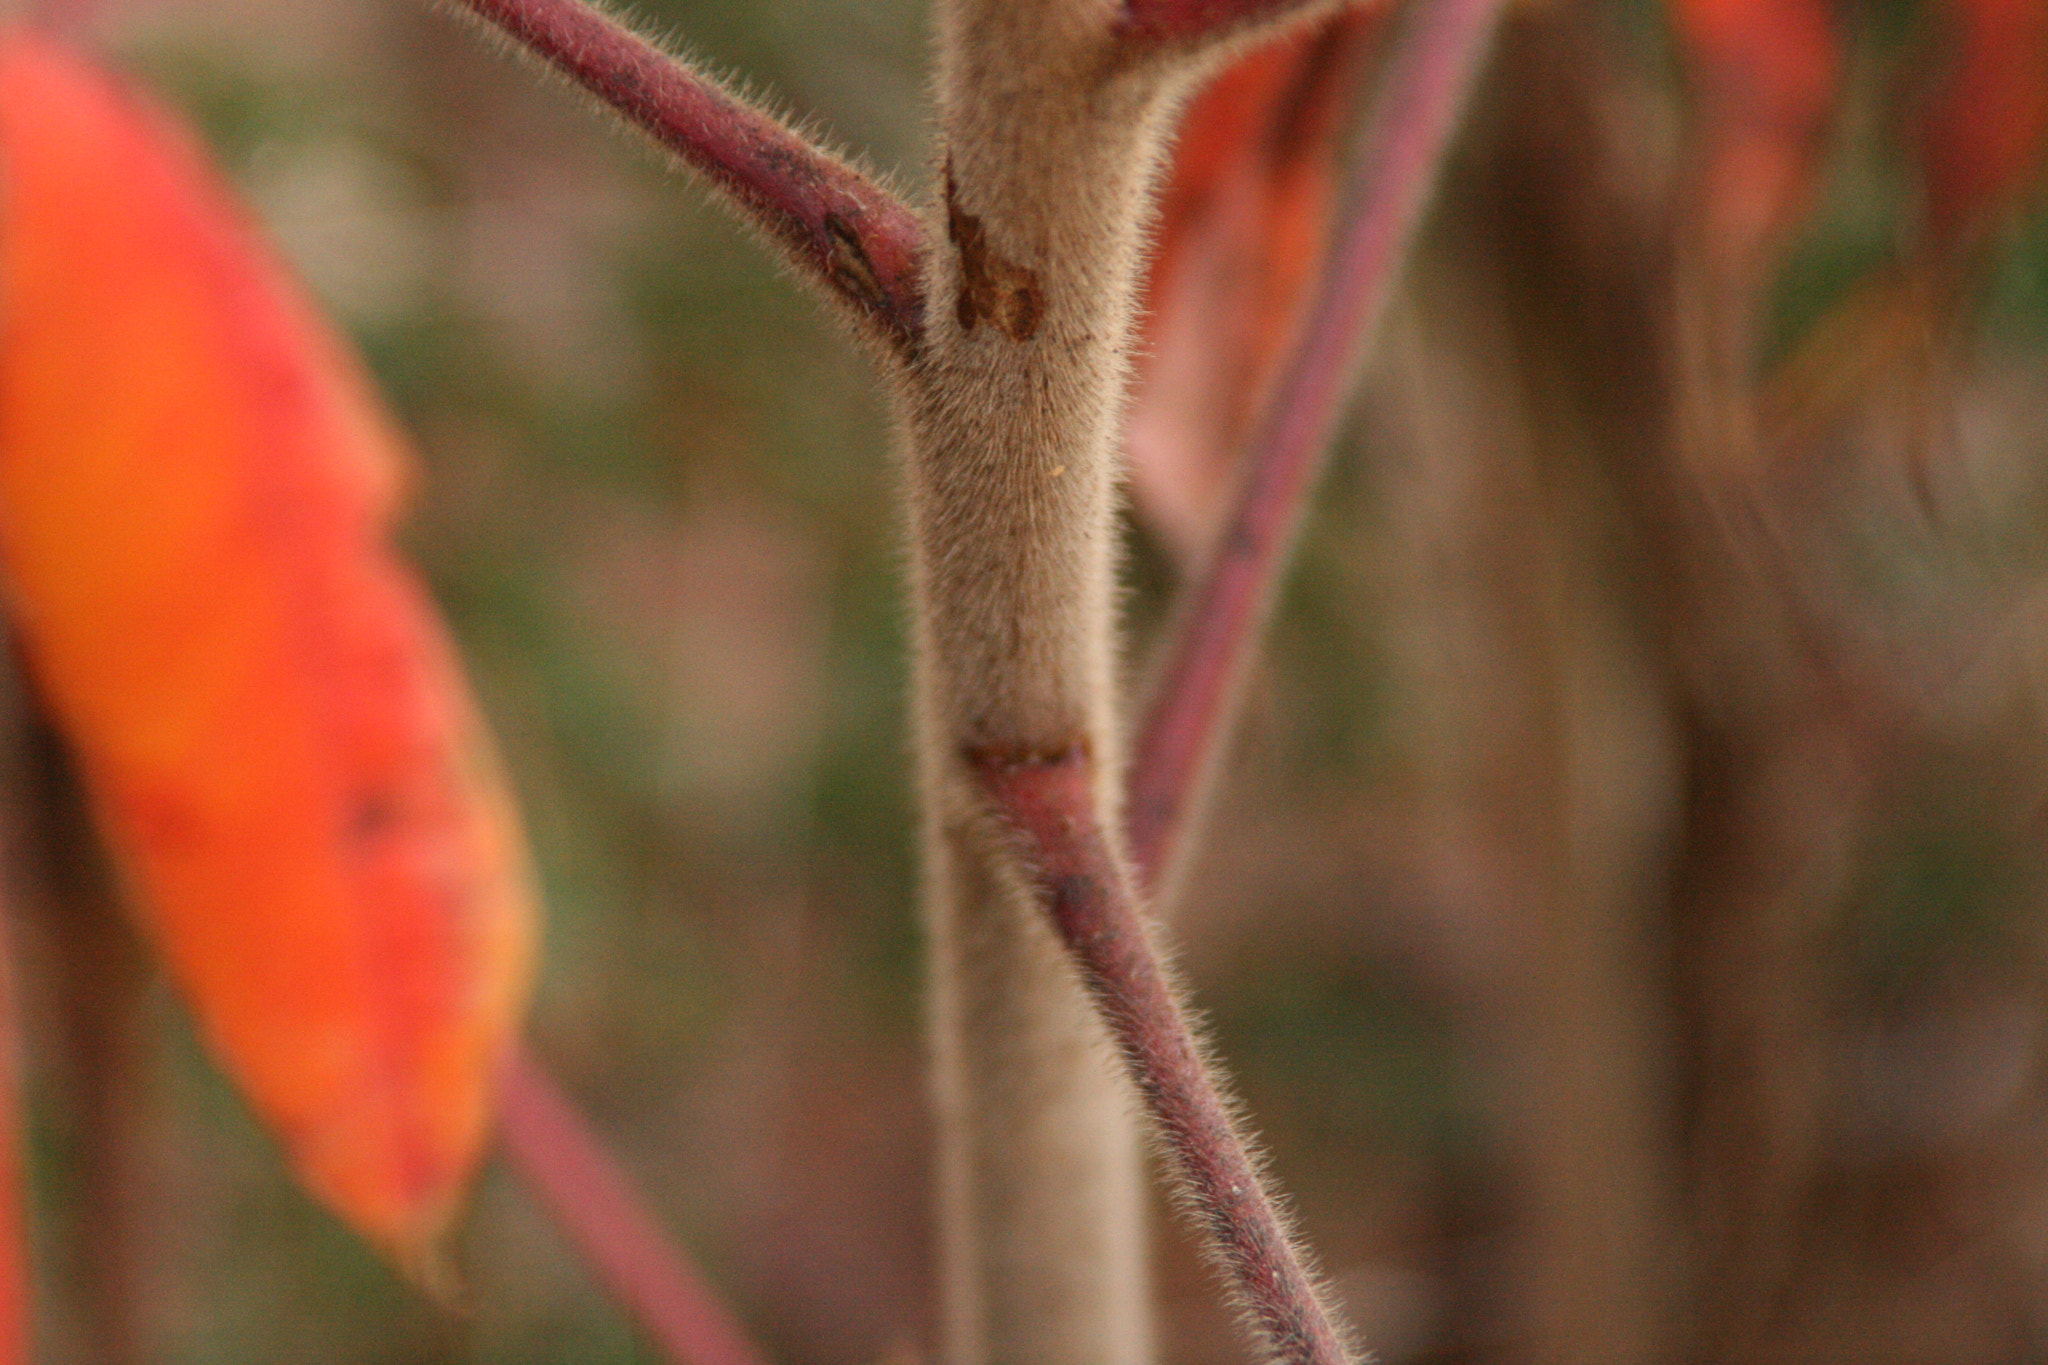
[
  {"x1": 1114, "y1": 0, "x2": 1352, "y2": 57},
  {"x1": 905, "y1": 0, "x2": 1396, "y2": 1358},
  {"x1": 972, "y1": 744, "x2": 1351, "y2": 1365},
  {"x1": 1128, "y1": 0, "x2": 1506, "y2": 894},
  {"x1": 446, "y1": 0, "x2": 927, "y2": 356},
  {"x1": 499, "y1": 1048, "x2": 776, "y2": 1365},
  {"x1": 904, "y1": 2, "x2": 1195, "y2": 1359}
]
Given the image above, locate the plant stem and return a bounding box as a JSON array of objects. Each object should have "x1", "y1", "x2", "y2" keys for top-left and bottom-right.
[
  {"x1": 906, "y1": 1, "x2": 1199, "y2": 1358},
  {"x1": 446, "y1": 0, "x2": 927, "y2": 357},
  {"x1": 444, "y1": 0, "x2": 1487, "y2": 1358},
  {"x1": 904, "y1": 0, "x2": 1422, "y2": 1356},
  {"x1": 971, "y1": 744, "x2": 1351, "y2": 1365},
  {"x1": 1127, "y1": 0, "x2": 1506, "y2": 893},
  {"x1": 1115, "y1": 0, "x2": 1349, "y2": 55},
  {"x1": 499, "y1": 1047, "x2": 777, "y2": 1365}
]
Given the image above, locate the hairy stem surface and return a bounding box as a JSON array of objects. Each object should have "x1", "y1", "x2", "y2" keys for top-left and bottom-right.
[
  {"x1": 904, "y1": 1, "x2": 1366, "y2": 1362},
  {"x1": 441, "y1": 0, "x2": 1435, "y2": 1357},
  {"x1": 974, "y1": 745, "x2": 1353, "y2": 1365},
  {"x1": 903, "y1": 5, "x2": 1180, "y2": 1354},
  {"x1": 1116, "y1": 0, "x2": 1347, "y2": 55}
]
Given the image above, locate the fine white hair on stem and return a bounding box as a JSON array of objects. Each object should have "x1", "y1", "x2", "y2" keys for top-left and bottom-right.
[
  {"x1": 438, "y1": 0, "x2": 1392, "y2": 1357},
  {"x1": 902, "y1": 1, "x2": 1371, "y2": 1362}
]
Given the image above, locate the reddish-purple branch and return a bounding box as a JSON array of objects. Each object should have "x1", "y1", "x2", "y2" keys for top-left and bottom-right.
[
  {"x1": 1126, "y1": 0, "x2": 1504, "y2": 886},
  {"x1": 971, "y1": 744, "x2": 1353, "y2": 1365},
  {"x1": 449, "y1": 0, "x2": 926, "y2": 356},
  {"x1": 500, "y1": 1048, "x2": 777, "y2": 1365}
]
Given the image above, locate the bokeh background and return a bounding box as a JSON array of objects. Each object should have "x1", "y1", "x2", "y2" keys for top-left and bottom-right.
[{"x1": 12, "y1": 0, "x2": 2048, "y2": 1361}]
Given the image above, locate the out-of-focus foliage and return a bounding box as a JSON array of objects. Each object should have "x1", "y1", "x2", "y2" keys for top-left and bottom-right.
[
  {"x1": 1130, "y1": 11, "x2": 1381, "y2": 561},
  {"x1": 0, "y1": 30, "x2": 537, "y2": 1274},
  {"x1": 14, "y1": 1, "x2": 929, "y2": 1360}
]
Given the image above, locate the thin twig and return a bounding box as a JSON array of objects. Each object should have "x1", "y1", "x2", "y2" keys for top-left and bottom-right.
[
  {"x1": 447, "y1": 0, "x2": 927, "y2": 357},
  {"x1": 971, "y1": 743, "x2": 1353, "y2": 1365},
  {"x1": 15, "y1": 721, "x2": 154, "y2": 1365},
  {"x1": 1126, "y1": 0, "x2": 1505, "y2": 890},
  {"x1": 499, "y1": 1047, "x2": 777, "y2": 1365}
]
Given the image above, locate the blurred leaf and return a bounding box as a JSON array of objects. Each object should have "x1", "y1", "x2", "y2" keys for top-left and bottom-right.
[
  {"x1": 1128, "y1": 12, "x2": 1378, "y2": 560},
  {"x1": 0, "y1": 30, "x2": 537, "y2": 1271},
  {"x1": 1760, "y1": 0, "x2": 2048, "y2": 472},
  {"x1": 1918, "y1": 0, "x2": 2048, "y2": 248},
  {"x1": 1669, "y1": 0, "x2": 1840, "y2": 269}
]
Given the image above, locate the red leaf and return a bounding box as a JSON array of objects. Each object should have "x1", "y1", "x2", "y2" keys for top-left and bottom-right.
[
  {"x1": 1669, "y1": 0, "x2": 1841, "y2": 265},
  {"x1": 0, "y1": 31, "x2": 537, "y2": 1269},
  {"x1": 1920, "y1": 0, "x2": 2048, "y2": 246},
  {"x1": 1130, "y1": 12, "x2": 1380, "y2": 559}
]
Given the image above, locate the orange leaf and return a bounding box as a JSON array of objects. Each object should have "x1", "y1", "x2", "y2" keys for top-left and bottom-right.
[
  {"x1": 1130, "y1": 12, "x2": 1379, "y2": 560},
  {"x1": 0, "y1": 31, "x2": 537, "y2": 1269}
]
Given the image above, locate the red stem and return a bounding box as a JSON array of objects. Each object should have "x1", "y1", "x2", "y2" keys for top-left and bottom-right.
[
  {"x1": 499, "y1": 1048, "x2": 777, "y2": 1365},
  {"x1": 1126, "y1": 0, "x2": 1505, "y2": 887},
  {"x1": 448, "y1": 0, "x2": 926, "y2": 356},
  {"x1": 972, "y1": 744, "x2": 1353, "y2": 1365}
]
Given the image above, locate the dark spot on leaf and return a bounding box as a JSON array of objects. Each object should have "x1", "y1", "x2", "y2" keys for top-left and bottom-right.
[
  {"x1": 350, "y1": 792, "x2": 400, "y2": 842},
  {"x1": 123, "y1": 787, "x2": 201, "y2": 852}
]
